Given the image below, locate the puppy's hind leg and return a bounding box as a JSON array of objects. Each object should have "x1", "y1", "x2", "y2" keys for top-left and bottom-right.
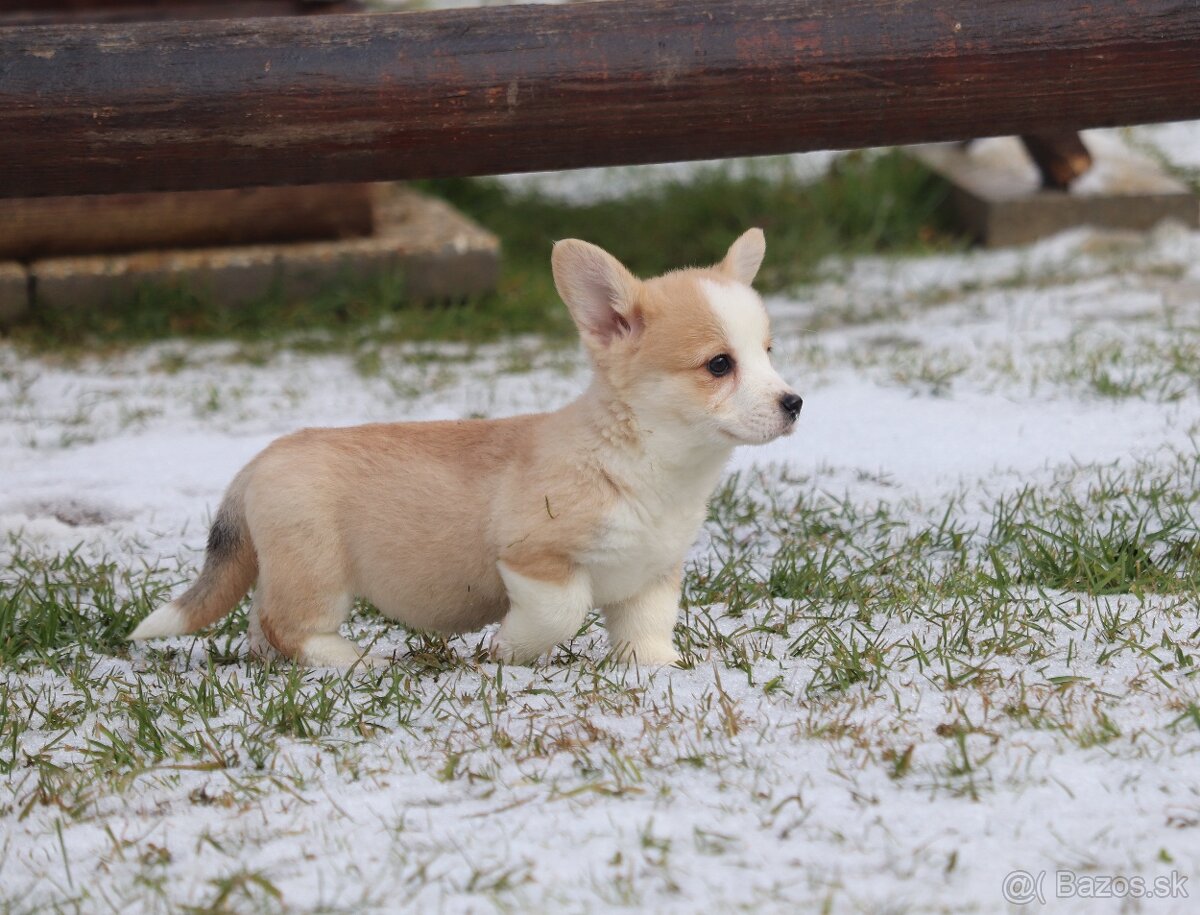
[
  {"x1": 247, "y1": 592, "x2": 282, "y2": 662},
  {"x1": 255, "y1": 571, "x2": 384, "y2": 670}
]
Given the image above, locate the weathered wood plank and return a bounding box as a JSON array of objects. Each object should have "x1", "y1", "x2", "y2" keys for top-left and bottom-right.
[
  {"x1": 0, "y1": 185, "x2": 375, "y2": 260},
  {"x1": 28, "y1": 186, "x2": 499, "y2": 314},
  {"x1": 2, "y1": 0, "x2": 1199, "y2": 198},
  {"x1": 0, "y1": 1, "x2": 360, "y2": 26}
]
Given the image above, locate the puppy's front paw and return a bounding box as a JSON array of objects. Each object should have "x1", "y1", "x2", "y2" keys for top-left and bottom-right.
[
  {"x1": 488, "y1": 637, "x2": 514, "y2": 663},
  {"x1": 613, "y1": 643, "x2": 682, "y2": 668},
  {"x1": 487, "y1": 634, "x2": 541, "y2": 666}
]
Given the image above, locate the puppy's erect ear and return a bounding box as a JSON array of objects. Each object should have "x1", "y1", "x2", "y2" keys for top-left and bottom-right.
[
  {"x1": 719, "y1": 228, "x2": 766, "y2": 286},
  {"x1": 552, "y1": 240, "x2": 642, "y2": 345}
]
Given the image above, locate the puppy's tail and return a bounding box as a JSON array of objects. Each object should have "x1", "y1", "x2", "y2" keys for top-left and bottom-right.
[{"x1": 130, "y1": 468, "x2": 258, "y2": 641}]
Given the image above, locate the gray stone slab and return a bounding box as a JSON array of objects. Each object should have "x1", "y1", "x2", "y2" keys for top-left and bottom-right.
[
  {"x1": 909, "y1": 135, "x2": 1199, "y2": 247},
  {"x1": 31, "y1": 186, "x2": 499, "y2": 314}
]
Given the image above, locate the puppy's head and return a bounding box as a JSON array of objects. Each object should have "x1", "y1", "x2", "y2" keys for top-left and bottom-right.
[{"x1": 552, "y1": 229, "x2": 801, "y2": 446}]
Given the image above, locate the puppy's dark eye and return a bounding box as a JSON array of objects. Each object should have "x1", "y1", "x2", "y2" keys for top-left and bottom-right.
[{"x1": 707, "y1": 354, "x2": 734, "y2": 377}]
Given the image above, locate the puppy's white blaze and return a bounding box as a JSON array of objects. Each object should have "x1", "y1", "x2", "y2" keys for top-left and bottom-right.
[
  {"x1": 699, "y1": 278, "x2": 792, "y2": 442},
  {"x1": 128, "y1": 601, "x2": 187, "y2": 640}
]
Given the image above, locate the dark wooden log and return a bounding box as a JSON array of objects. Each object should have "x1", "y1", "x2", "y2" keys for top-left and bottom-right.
[
  {"x1": 1021, "y1": 133, "x2": 1095, "y2": 190},
  {"x1": 0, "y1": 0, "x2": 345, "y2": 6},
  {"x1": 0, "y1": 1, "x2": 360, "y2": 26},
  {"x1": 2, "y1": 0, "x2": 1199, "y2": 199},
  {"x1": 0, "y1": 0, "x2": 357, "y2": 25}
]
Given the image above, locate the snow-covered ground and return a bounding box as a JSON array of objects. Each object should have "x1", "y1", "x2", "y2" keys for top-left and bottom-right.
[{"x1": 2, "y1": 126, "x2": 1200, "y2": 913}]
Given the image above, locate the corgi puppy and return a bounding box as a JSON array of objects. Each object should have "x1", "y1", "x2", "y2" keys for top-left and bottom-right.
[{"x1": 129, "y1": 229, "x2": 802, "y2": 667}]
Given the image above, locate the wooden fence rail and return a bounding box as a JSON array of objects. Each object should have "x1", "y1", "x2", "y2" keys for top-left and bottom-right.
[{"x1": 2, "y1": 0, "x2": 1199, "y2": 199}]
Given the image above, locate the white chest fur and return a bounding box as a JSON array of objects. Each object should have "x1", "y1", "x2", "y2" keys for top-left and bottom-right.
[{"x1": 582, "y1": 450, "x2": 727, "y2": 607}]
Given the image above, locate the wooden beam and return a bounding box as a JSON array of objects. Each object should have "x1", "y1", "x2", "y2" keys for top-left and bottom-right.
[
  {"x1": 0, "y1": 0, "x2": 360, "y2": 26},
  {"x1": 2, "y1": 0, "x2": 1199, "y2": 199},
  {"x1": 0, "y1": 185, "x2": 376, "y2": 260}
]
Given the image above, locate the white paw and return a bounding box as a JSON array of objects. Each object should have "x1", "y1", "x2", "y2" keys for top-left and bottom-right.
[
  {"x1": 487, "y1": 634, "x2": 543, "y2": 666},
  {"x1": 614, "y1": 643, "x2": 681, "y2": 667}
]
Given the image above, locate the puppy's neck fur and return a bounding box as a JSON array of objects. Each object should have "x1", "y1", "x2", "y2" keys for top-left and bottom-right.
[
  {"x1": 577, "y1": 378, "x2": 642, "y2": 450},
  {"x1": 586, "y1": 374, "x2": 731, "y2": 450},
  {"x1": 567, "y1": 378, "x2": 735, "y2": 502}
]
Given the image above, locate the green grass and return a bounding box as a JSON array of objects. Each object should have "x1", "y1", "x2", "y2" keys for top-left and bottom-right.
[
  {"x1": 422, "y1": 149, "x2": 958, "y2": 292},
  {"x1": 0, "y1": 544, "x2": 174, "y2": 665},
  {"x1": 4, "y1": 151, "x2": 958, "y2": 353},
  {"x1": 12, "y1": 267, "x2": 566, "y2": 356},
  {"x1": 1124, "y1": 128, "x2": 1200, "y2": 196},
  {"x1": 1050, "y1": 336, "x2": 1200, "y2": 402}
]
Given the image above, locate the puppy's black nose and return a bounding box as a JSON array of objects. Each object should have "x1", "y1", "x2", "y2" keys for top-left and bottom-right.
[{"x1": 779, "y1": 392, "x2": 803, "y2": 421}]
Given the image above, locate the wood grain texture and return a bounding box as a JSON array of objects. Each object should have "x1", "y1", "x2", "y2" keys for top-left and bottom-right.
[
  {"x1": 0, "y1": 0, "x2": 359, "y2": 26},
  {"x1": 0, "y1": 185, "x2": 375, "y2": 260},
  {"x1": 2, "y1": 0, "x2": 1199, "y2": 198}
]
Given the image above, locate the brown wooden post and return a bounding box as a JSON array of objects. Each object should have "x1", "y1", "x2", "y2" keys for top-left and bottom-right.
[{"x1": 1021, "y1": 133, "x2": 1095, "y2": 190}]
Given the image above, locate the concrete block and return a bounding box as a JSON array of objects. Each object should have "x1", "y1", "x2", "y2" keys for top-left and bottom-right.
[
  {"x1": 909, "y1": 135, "x2": 1199, "y2": 247},
  {"x1": 31, "y1": 186, "x2": 499, "y2": 314},
  {"x1": 0, "y1": 262, "x2": 30, "y2": 325}
]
